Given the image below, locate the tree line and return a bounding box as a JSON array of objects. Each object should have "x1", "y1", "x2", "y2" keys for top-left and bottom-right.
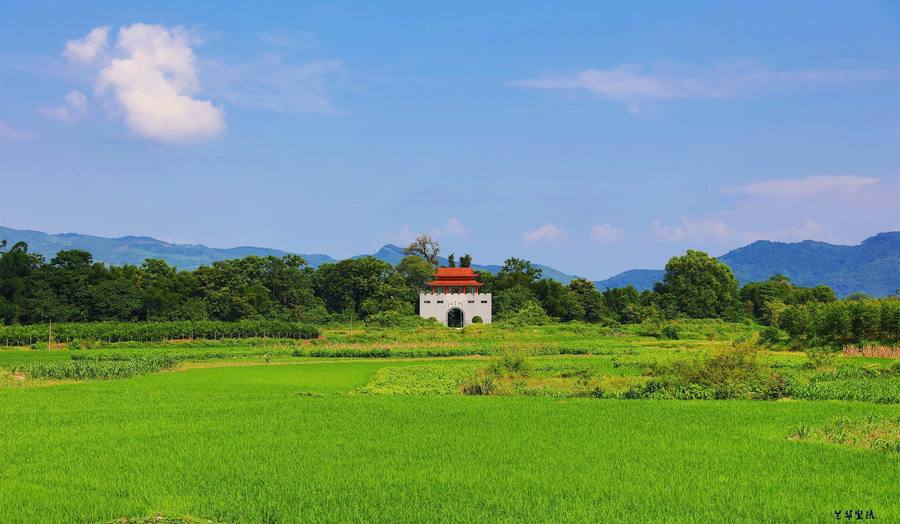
[{"x1": 1, "y1": 236, "x2": 896, "y2": 343}]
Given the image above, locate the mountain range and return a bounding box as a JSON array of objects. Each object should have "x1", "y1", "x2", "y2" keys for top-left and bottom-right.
[
  {"x1": 595, "y1": 232, "x2": 900, "y2": 297},
  {"x1": 2, "y1": 226, "x2": 899, "y2": 297}
]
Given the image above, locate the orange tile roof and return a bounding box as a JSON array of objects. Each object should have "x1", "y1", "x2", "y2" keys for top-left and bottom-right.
[{"x1": 428, "y1": 267, "x2": 482, "y2": 287}]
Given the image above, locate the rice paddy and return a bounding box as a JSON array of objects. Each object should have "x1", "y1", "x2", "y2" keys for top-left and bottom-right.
[{"x1": 0, "y1": 323, "x2": 896, "y2": 523}]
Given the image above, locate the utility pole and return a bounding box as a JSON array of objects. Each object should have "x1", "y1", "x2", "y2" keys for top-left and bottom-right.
[{"x1": 48, "y1": 319, "x2": 52, "y2": 350}]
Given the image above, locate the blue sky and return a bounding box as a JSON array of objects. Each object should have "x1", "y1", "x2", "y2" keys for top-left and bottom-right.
[{"x1": 1, "y1": 1, "x2": 899, "y2": 279}]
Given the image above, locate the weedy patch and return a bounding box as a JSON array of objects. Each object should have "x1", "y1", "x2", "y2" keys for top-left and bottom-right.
[
  {"x1": 356, "y1": 364, "x2": 481, "y2": 395},
  {"x1": 103, "y1": 514, "x2": 220, "y2": 524},
  {"x1": 790, "y1": 416, "x2": 900, "y2": 453}
]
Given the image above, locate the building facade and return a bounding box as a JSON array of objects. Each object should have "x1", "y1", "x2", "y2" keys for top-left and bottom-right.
[{"x1": 418, "y1": 267, "x2": 491, "y2": 327}]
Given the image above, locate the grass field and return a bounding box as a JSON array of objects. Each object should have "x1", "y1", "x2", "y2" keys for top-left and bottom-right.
[{"x1": 0, "y1": 323, "x2": 897, "y2": 523}]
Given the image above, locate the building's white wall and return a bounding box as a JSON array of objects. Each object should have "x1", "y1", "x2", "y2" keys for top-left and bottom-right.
[{"x1": 419, "y1": 293, "x2": 492, "y2": 326}]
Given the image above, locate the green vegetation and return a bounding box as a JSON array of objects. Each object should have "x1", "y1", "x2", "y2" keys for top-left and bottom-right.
[
  {"x1": 0, "y1": 321, "x2": 896, "y2": 521},
  {"x1": 0, "y1": 358, "x2": 896, "y2": 522},
  {"x1": 0, "y1": 320, "x2": 319, "y2": 346},
  {"x1": 792, "y1": 416, "x2": 900, "y2": 453},
  {"x1": 9, "y1": 354, "x2": 177, "y2": 381},
  {"x1": 2, "y1": 239, "x2": 899, "y2": 357}
]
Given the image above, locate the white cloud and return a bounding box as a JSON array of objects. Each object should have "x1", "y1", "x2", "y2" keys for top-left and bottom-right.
[
  {"x1": 0, "y1": 119, "x2": 36, "y2": 140},
  {"x1": 590, "y1": 224, "x2": 626, "y2": 243},
  {"x1": 724, "y1": 175, "x2": 879, "y2": 199},
  {"x1": 652, "y1": 218, "x2": 731, "y2": 243},
  {"x1": 97, "y1": 24, "x2": 225, "y2": 142},
  {"x1": 61, "y1": 24, "x2": 342, "y2": 141},
  {"x1": 432, "y1": 217, "x2": 471, "y2": 239},
  {"x1": 64, "y1": 26, "x2": 110, "y2": 64},
  {"x1": 39, "y1": 90, "x2": 88, "y2": 123},
  {"x1": 202, "y1": 56, "x2": 343, "y2": 114},
  {"x1": 511, "y1": 62, "x2": 888, "y2": 109},
  {"x1": 522, "y1": 224, "x2": 566, "y2": 245},
  {"x1": 65, "y1": 24, "x2": 225, "y2": 143},
  {"x1": 743, "y1": 219, "x2": 827, "y2": 243}
]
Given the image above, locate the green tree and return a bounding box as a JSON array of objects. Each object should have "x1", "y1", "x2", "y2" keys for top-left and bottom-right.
[
  {"x1": 396, "y1": 255, "x2": 435, "y2": 291},
  {"x1": 656, "y1": 250, "x2": 742, "y2": 319},
  {"x1": 494, "y1": 258, "x2": 542, "y2": 290},
  {"x1": 569, "y1": 277, "x2": 609, "y2": 323},
  {"x1": 531, "y1": 279, "x2": 584, "y2": 321},
  {"x1": 494, "y1": 285, "x2": 538, "y2": 319},
  {"x1": 603, "y1": 285, "x2": 641, "y2": 323}
]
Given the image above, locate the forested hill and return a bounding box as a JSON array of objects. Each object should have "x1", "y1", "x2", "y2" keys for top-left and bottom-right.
[
  {"x1": 594, "y1": 232, "x2": 900, "y2": 297},
  {"x1": 0, "y1": 226, "x2": 578, "y2": 281},
  {"x1": 0, "y1": 226, "x2": 335, "y2": 269}
]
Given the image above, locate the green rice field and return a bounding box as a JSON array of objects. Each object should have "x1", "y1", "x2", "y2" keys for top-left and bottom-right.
[{"x1": 0, "y1": 323, "x2": 896, "y2": 523}]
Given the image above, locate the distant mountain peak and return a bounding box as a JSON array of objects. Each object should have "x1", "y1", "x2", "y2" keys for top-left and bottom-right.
[{"x1": 596, "y1": 231, "x2": 900, "y2": 297}]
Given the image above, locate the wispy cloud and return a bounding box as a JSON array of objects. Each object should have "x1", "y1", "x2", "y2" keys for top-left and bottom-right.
[
  {"x1": 39, "y1": 90, "x2": 88, "y2": 123},
  {"x1": 0, "y1": 119, "x2": 36, "y2": 141},
  {"x1": 257, "y1": 28, "x2": 317, "y2": 49},
  {"x1": 432, "y1": 217, "x2": 470, "y2": 239},
  {"x1": 522, "y1": 224, "x2": 566, "y2": 245},
  {"x1": 724, "y1": 174, "x2": 879, "y2": 199},
  {"x1": 590, "y1": 224, "x2": 626, "y2": 243},
  {"x1": 202, "y1": 56, "x2": 343, "y2": 114},
  {"x1": 742, "y1": 218, "x2": 827, "y2": 243},
  {"x1": 511, "y1": 61, "x2": 889, "y2": 110},
  {"x1": 652, "y1": 218, "x2": 731, "y2": 243}
]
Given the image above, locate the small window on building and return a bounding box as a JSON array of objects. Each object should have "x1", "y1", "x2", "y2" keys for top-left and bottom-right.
[
  {"x1": 481, "y1": 300, "x2": 488, "y2": 303},
  {"x1": 437, "y1": 300, "x2": 444, "y2": 304},
  {"x1": 424, "y1": 300, "x2": 431, "y2": 304}
]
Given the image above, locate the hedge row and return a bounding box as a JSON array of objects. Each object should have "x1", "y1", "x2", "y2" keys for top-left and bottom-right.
[
  {"x1": 0, "y1": 320, "x2": 320, "y2": 346},
  {"x1": 778, "y1": 299, "x2": 900, "y2": 346}
]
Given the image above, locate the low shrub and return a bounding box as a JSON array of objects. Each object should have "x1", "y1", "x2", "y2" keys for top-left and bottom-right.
[
  {"x1": 803, "y1": 347, "x2": 837, "y2": 370},
  {"x1": 471, "y1": 316, "x2": 483, "y2": 324},
  {"x1": 461, "y1": 373, "x2": 497, "y2": 395},
  {"x1": 498, "y1": 301, "x2": 551, "y2": 326},
  {"x1": 487, "y1": 350, "x2": 533, "y2": 377},
  {"x1": 630, "y1": 346, "x2": 792, "y2": 400},
  {"x1": 660, "y1": 324, "x2": 680, "y2": 340}
]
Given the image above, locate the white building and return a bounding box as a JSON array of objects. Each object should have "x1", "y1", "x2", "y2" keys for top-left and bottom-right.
[{"x1": 419, "y1": 267, "x2": 492, "y2": 327}]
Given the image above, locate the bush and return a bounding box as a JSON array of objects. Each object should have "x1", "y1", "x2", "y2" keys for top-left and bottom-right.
[
  {"x1": 758, "y1": 326, "x2": 783, "y2": 347},
  {"x1": 498, "y1": 301, "x2": 551, "y2": 326},
  {"x1": 632, "y1": 346, "x2": 790, "y2": 400},
  {"x1": 471, "y1": 316, "x2": 483, "y2": 324},
  {"x1": 660, "y1": 324, "x2": 680, "y2": 340},
  {"x1": 488, "y1": 350, "x2": 533, "y2": 377},
  {"x1": 364, "y1": 310, "x2": 426, "y2": 328},
  {"x1": 803, "y1": 347, "x2": 837, "y2": 370},
  {"x1": 461, "y1": 373, "x2": 496, "y2": 395}
]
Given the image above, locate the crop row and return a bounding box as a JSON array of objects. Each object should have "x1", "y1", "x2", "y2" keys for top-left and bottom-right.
[
  {"x1": 0, "y1": 320, "x2": 320, "y2": 346},
  {"x1": 9, "y1": 355, "x2": 178, "y2": 380}
]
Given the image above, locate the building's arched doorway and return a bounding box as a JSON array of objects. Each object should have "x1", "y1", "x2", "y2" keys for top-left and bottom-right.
[{"x1": 447, "y1": 308, "x2": 464, "y2": 328}]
